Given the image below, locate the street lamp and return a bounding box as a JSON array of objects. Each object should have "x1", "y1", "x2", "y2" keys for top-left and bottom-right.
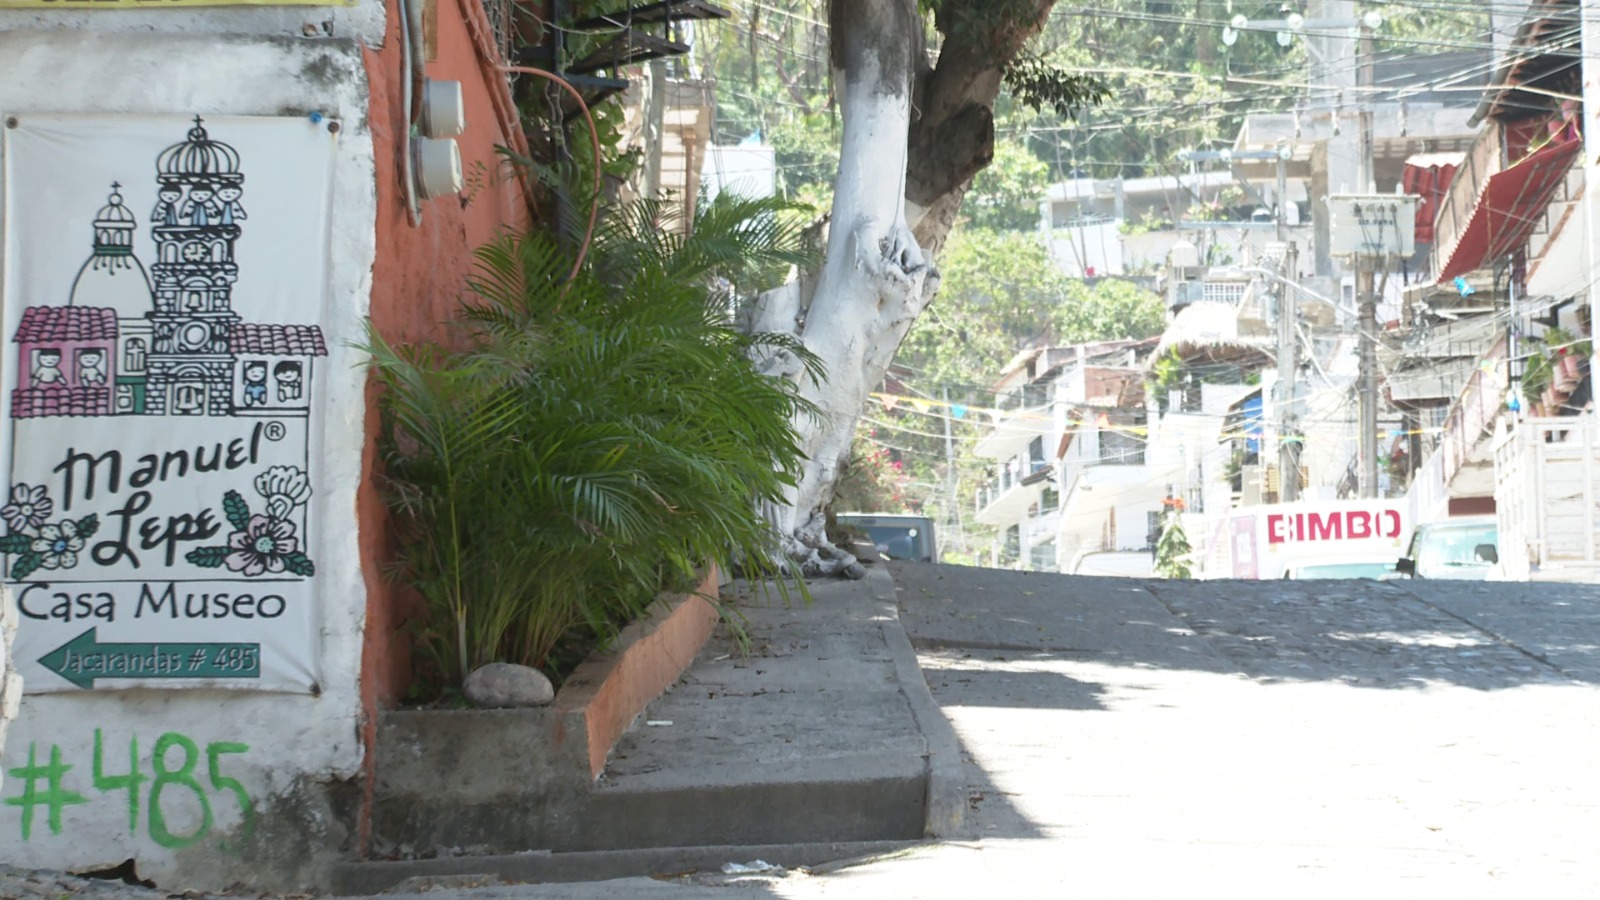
[{"x1": 1220, "y1": 11, "x2": 1381, "y2": 47}]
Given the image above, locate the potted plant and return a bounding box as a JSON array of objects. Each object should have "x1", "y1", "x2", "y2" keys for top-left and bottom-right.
[
  {"x1": 1522, "y1": 343, "x2": 1554, "y2": 414},
  {"x1": 1547, "y1": 325, "x2": 1590, "y2": 384},
  {"x1": 1385, "y1": 447, "x2": 1411, "y2": 483}
]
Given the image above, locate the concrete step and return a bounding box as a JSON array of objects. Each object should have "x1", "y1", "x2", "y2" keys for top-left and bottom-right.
[
  {"x1": 371, "y1": 751, "x2": 929, "y2": 857},
  {"x1": 329, "y1": 840, "x2": 925, "y2": 895},
  {"x1": 581, "y1": 753, "x2": 928, "y2": 851}
]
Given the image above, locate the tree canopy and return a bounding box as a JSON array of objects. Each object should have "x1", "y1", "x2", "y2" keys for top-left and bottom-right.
[{"x1": 898, "y1": 226, "x2": 1165, "y2": 386}]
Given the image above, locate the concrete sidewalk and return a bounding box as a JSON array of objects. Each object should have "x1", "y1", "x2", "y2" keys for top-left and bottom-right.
[{"x1": 331, "y1": 556, "x2": 964, "y2": 893}]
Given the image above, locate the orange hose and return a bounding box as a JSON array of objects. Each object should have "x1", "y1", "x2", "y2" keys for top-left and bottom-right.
[
  {"x1": 500, "y1": 64, "x2": 603, "y2": 282},
  {"x1": 453, "y1": 0, "x2": 537, "y2": 223}
]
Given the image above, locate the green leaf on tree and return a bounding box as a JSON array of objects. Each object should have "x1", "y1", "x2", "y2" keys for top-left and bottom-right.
[
  {"x1": 223, "y1": 491, "x2": 251, "y2": 531},
  {"x1": 186, "y1": 546, "x2": 230, "y2": 568},
  {"x1": 1002, "y1": 57, "x2": 1111, "y2": 120},
  {"x1": 283, "y1": 553, "x2": 316, "y2": 577}
]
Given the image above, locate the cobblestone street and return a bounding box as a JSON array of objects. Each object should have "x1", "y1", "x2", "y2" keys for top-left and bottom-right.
[{"x1": 1147, "y1": 578, "x2": 1600, "y2": 688}]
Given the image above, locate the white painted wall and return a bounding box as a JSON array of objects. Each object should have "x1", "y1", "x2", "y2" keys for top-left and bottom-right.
[
  {"x1": 1046, "y1": 222, "x2": 1124, "y2": 276},
  {"x1": 0, "y1": 27, "x2": 378, "y2": 890},
  {"x1": 1582, "y1": 0, "x2": 1600, "y2": 337},
  {"x1": 701, "y1": 144, "x2": 776, "y2": 203},
  {"x1": 0, "y1": 586, "x2": 16, "y2": 793}
]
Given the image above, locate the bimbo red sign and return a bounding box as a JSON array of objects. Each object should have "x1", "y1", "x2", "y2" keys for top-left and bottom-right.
[{"x1": 1265, "y1": 505, "x2": 1405, "y2": 544}]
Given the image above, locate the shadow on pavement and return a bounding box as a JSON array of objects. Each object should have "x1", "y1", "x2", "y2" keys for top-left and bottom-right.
[
  {"x1": 892, "y1": 561, "x2": 1600, "y2": 693},
  {"x1": 1146, "y1": 577, "x2": 1600, "y2": 690},
  {"x1": 912, "y1": 648, "x2": 1110, "y2": 711}
]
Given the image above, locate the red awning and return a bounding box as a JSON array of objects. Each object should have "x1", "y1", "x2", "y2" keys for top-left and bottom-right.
[
  {"x1": 1403, "y1": 153, "x2": 1462, "y2": 246},
  {"x1": 1434, "y1": 137, "x2": 1582, "y2": 284}
]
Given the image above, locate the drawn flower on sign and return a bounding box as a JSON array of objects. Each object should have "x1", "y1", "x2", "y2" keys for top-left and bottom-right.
[
  {"x1": 185, "y1": 488, "x2": 315, "y2": 577},
  {"x1": 0, "y1": 512, "x2": 99, "y2": 580},
  {"x1": 31, "y1": 520, "x2": 85, "y2": 570},
  {"x1": 254, "y1": 465, "x2": 312, "y2": 520},
  {"x1": 2, "y1": 484, "x2": 53, "y2": 534},
  {"x1": 224, "y1": 515, "x2": 299, "y2": 577}
]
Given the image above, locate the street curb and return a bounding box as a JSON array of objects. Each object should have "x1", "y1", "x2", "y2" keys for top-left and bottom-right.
[
  {"x1": 864, "y1": 561, "x2": 967, "y2": 839},
  {"x1": 557, "y1": 565, "x2": 723, "y2": 780},
  {"x1": 328, "y1": 840, "x2": 926, "y2": 895}
]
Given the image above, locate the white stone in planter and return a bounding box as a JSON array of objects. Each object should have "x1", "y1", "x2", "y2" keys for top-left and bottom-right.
[{"x1": 463, "y1": 662, "x2": 554, "y2": 708}]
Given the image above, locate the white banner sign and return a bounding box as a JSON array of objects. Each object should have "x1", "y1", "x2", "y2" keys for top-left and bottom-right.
[{"x1": 1, "y1": 114, "x2": 335, "y2": 692}]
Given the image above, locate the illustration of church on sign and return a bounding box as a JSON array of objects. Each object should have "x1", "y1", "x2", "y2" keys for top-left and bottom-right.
[{"x1": 10, "y1": 118, "x2": 326, "y2": 419}]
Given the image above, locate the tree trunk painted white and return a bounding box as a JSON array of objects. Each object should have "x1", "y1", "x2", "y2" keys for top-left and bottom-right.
[
  {"x1": 744, "y1": 0, "x2": 935, "y2": 575},
  {"x1": 0, "y1": 588, "x2": 19, "y2": 789},
  {"x1": 745, "y1": 0, "x2": 1057, "y2": 574}
]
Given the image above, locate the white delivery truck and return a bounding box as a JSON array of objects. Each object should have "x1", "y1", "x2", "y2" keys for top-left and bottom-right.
[{"x1": 1208, "y1": 499, "x2": 1410, "y2": 580}]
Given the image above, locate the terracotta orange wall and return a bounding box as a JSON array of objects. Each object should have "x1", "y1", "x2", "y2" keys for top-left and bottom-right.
[{"x1": 356, "y1": 0, "x2": 534, "y2": 851}]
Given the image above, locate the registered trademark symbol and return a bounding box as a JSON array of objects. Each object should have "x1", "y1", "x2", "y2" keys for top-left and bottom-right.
[{"x1": 263, "y1": 421, "x2": 286, "y2": 442}]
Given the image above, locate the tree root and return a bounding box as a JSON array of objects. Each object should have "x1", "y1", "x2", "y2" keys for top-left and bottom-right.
[{"x1": 783, "y1": 512, "x2": 867, "y2": 580}]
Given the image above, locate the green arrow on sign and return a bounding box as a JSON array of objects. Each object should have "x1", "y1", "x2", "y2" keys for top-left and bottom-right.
[{"x1": 39, "y1": 628, "x2": 261, "y2": 689}]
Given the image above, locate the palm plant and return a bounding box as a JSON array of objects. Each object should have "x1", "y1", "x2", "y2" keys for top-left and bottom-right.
[
  {"x1": 1154, "y1": 499, "x2": 1192, "y2": 579},
  {"x1": 366, "y1": 194, "x2": 820, "y2": 688},
  {"x1": 1522, "y1": 340, "x2": 1553, "y2": 409}
]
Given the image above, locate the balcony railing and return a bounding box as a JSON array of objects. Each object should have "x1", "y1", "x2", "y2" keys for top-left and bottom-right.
[
  {"x1": 975, "y1": 448, "x2": 1052, "y2": 514},
  {"x1": 994, "y1": 383, "x2": 1052, "y2": 413},
  {"x1": 1429, "y1": 124, "x2": 1502, "y2": 279},
  {"x1": 1096, "y1": 439, "x2": 1146, "y2": 465},
  {"x1": 1439, "y1": 335, "x2": 1509, "y2": 487}
]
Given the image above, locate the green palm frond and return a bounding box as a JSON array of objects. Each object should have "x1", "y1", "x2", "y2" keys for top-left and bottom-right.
[{"x1": 366, "y1": 194, "x2": 820, "y2": 689}]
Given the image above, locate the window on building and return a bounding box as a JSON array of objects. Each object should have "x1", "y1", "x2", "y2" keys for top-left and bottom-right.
[
  {"x1": 1040, "y1": 486, "x2": 1060, "y2": 513},
  {"x1": 1029, "y1": 539, "x2": 1058, "y2": 573},
  {"x1": 1001, "y1": 525, "x2": 1021, "y2": 566},
  {"x1": 1099, "y1": 412, "x2": 1147, "y2": 464},
  {"x1": 1202, "y1": 281, "x2": 1247, "y2": 305}
]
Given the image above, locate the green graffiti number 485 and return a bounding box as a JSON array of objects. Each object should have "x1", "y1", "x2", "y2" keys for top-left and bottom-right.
[
  {"x1": 92, "y1": 728, "x2": 145, "y2": 833},
  {"x1": 8, "y1": 730, "x2": 253, "y2": 848}
]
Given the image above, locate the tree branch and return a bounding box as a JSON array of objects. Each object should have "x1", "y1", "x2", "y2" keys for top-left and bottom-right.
[
  {"x1": 905, "y1": 102, "x2": 994, "y2": 207},
  {"x1": 749, "y1": 24, "x2": 815, "y2": 114},
  {"x1": 905, "y1": 0, "x2": 1056, "y2": 211}
]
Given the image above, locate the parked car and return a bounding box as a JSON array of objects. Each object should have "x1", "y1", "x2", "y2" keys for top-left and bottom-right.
[
  {"x1": 1281, "y1": 558, "x2": 1399, "y2": 580},
  {"x1": 1394, "y1": 516, "x2": 1499, "y2": 580},
  {"x1": 834, "y1": 513, "x2": 939, "y2": 563},
  {"x1": 1073, "y1": 550, "x2": 1157, "y2": 577}
]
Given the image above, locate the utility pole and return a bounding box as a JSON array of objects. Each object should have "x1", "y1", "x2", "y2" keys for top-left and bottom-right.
[
  {"x1": 1274, "y1": 145, "x2": 1300, "y2": 502},
  {"x1": 641, "y1": 59, "x2": 668, "y2": 200},
  {"x1": 1278, "y1": 239, "x2": 1300, "y2": 503},
  {"x1": 941, "y1": 387, "x2": 957, "y2": 552},
  {"x1": 1355, "y1": 21, "x2": 1379, "y2": 499},
  {"x1": 1276, "y1": 144, "x2": 1289, "y2": 243}
]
